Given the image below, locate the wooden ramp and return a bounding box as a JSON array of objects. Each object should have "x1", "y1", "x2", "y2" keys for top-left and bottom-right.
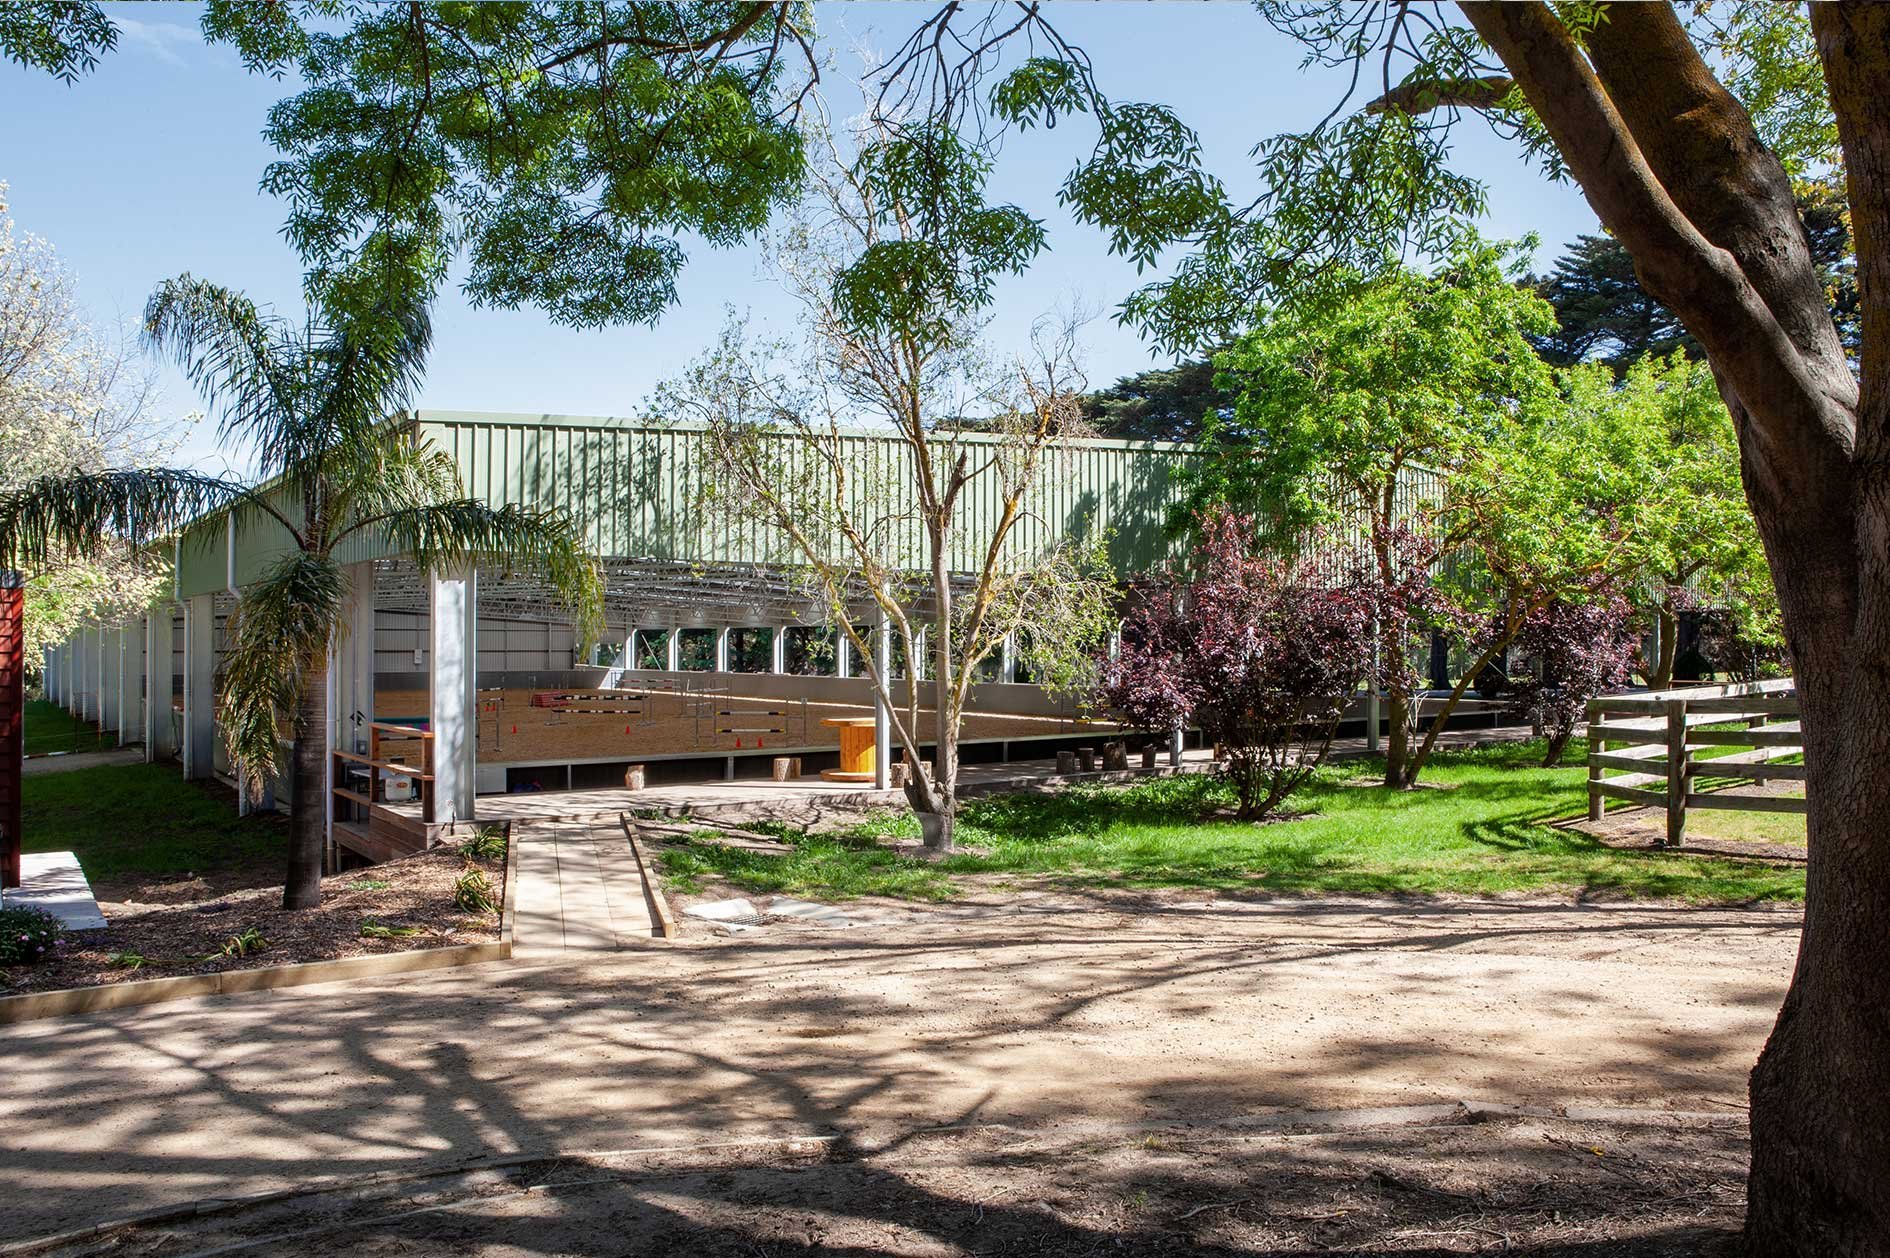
[{"x1": 510, "y1": 818, "x2": 662, "y2": 958}]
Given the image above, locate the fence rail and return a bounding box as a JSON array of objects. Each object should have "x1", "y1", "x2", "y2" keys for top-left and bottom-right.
[{"x1": 1585, "y1": 678, "x2": 1804, "y2": 846}]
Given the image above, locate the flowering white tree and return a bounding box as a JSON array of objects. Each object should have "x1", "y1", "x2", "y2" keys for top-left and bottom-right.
[{"x1": 0, "y1": 185, "x2": 186, "y2": 668}]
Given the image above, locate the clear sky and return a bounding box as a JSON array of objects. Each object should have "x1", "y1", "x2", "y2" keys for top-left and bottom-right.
[{"x1": 2, "y1": 1, "x2": 1598, "y2": 475}]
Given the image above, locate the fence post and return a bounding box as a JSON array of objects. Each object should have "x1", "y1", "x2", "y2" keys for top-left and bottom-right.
[
  {"x1": 1665, "y1": 697, "x2": 1688, "y2": 848},
  {"x1": 1586, "y1": 701, "x2": 1603, "y2": 821}
]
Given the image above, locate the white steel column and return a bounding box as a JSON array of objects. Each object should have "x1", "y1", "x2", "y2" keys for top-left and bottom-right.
[
  {"x1": 145, "y1": 610, "x2": 176, "y2": 761},
  {"x1": 182, "y1": 596, "x2": 216, "y2": 780},
  {"x1": 713, "y1": 626, "x2": 730, "y2": 673},
  {"x1": 873, "y1": 613, "x2": 891, "y2": 791},
  {"x1": 771, "y1": 626, "x2": 787, "y2": 673},
  {"x1": 338, "y1": 563, "x2": 376, "y2": 756},
  {"x1": 429, "y1": 565, "x2": 477, "y2": 824},
  {"x1": 665, "y1": 628, "x2": 680, "y2": 672},
  {"x1": 87, "y1": 625, "x2": 103, "y2": 724},
  {"x1": 100, "y1": 626, "x2": 120, "y2": 737},
  {"x1": 1000, "y1": 633, "x2": 1017, "y2": 684},
  {"x1": 119, "y1": 621, "x2": 144, "y2": 747}
]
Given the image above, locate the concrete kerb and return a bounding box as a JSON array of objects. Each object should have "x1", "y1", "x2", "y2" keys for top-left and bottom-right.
[
  {"x1": 0, "y1": 1099, "x2": 1747, "y2": 1257},
  {"x1": 0, "y1": 823, "x2": 520, "y2": 1027}
]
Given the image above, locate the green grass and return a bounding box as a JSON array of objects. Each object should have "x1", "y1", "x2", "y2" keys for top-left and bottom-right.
[
  {"x1": 24, "y1": 699, "x2": 112, "y2": 756},
  {"x1": 23, "y1": 762, "x2": 288, "y2": 887},
  {"x1": 659, "y1": 739, "x2": 1806, "y2": 906}
]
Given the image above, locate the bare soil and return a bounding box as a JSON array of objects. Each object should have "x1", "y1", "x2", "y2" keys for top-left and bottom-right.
[
  {"x1": 0, "y1": 893, "x2": 1797, "y2": 1250},
  {"x1": 44, "y1": 1111, "x2": 1748, "y2": 1256},
  {"x1": 1, "y1": 838, "x2": 504, "y2": 995}
]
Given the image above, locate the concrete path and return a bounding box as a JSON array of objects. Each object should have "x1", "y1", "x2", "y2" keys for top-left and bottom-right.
[
  {"x1": 22, "y1": 746, "x2": 144, "y2": 776},
  {"x1": 0, "y1": 850, "x2": 106, "y2": 929},
  {"x1": 511, "y1": 818, "x2": 656, "y2": 957},
  {"x1": 0, "y1": 895, "x2": 1799, "y2": 1242}
]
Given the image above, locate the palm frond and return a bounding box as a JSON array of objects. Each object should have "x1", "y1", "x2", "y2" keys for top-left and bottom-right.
[
  {"x1": 144, "y1": 277, "x2": 299, "y2": 463},
  {"x1": 0, "y1": 469, "x2": 250, "y2": 567},
  {"x1": 307, "y1": 296, "x2": 433, "y2": 446},
  {"x1": 324, "y1": 423, "x2": 462, "y2": 537},
  {"x1": 374, "y1": 500, "x2": 605, "y2": 643},
  {"x1": 218, "y1": 551, "x2": 345, "y2": 800}
]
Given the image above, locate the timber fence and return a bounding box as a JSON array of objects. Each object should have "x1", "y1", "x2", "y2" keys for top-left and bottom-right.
[{"x1": 1585, "y1": 678, "x2": 1804, "y2": 846}]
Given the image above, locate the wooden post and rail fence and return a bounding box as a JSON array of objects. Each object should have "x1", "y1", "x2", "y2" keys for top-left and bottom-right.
[{"x1": 1586, "y1": 678, "x2": 1805, "y2": 847}]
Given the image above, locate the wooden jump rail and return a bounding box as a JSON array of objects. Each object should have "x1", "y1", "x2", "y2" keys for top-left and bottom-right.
[
  {"x1": 1586, "y1": 678, "x2": 1804, "y2": 847},
  {"x1": 329, "y1": 721, "x2": 438, "y2": 865}
]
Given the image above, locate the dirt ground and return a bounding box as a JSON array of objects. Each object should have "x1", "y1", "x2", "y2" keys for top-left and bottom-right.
[
  {"x1": 0, "y1": 893, "x2": 1797, "y2": 1252},
  {"x1": 0, "y1": 838, "x2": 504, "y2": 995},
  {"x1": 40, "y1": 1112, "x2": 1750, "y2": 1256}
]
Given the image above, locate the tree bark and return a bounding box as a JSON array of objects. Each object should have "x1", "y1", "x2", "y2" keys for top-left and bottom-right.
[
  {"x1": 1652, "y1": 603, "x2": 1678, "y2": 691},
  {"x1": 282, "y1": 661, "x2": 327, "y2": 910},
  {"x1": 1382, "y1": 687, "x2": 1410, "y2": 789},
  {"x1": 1453, "y1": 3, "x2": 1888, "y2": 1249}
]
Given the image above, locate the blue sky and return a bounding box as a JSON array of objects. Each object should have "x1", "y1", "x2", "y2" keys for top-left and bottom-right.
[{"x1": 2, "y1": 2, "x2": 1597, "y2": 474}]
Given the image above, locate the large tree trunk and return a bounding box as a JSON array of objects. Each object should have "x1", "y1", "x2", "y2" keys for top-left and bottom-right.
[
  {"x1": 282, "y1": 662, "x2": 327, "y2": 910},
  {"x1": 1453, "y1": 4, "x2": 1888, "y2": 1249},
  {"x1": 1745, "y1": 607, "x2": 1890, "y2": 1254}
]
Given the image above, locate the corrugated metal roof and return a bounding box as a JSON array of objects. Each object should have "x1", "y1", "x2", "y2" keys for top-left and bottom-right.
[{"x1": 170, "y1": 411, "x2": 1205, "y2": 600}]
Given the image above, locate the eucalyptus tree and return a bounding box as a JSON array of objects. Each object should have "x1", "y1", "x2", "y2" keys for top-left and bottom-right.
[
  {"x1": 887, "y1": 2, "x2": 1886, "y2": 1245},
  {"x1": 661, "y1": 118, "x2": 1115, "y2": 851},
  {"x1": 1208, "y1": 237, "x2": 1557, "y2": 787},
  {"x1": 0, "y1": 279, "x2": 601, "y2": 910}
]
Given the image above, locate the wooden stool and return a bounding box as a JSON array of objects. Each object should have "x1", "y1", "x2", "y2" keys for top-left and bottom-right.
[
  {"x1": 1102, "y1": 741, "x2": 1128, "y2": 771},
  {"x1": 624, "y1": 764, "x2": 647, "y2": 790},
  {"x1": 1077, "y1": 747, "x2": 1098, "y2": 773},
  {"x1": 1056, "y1": 750, "x2": 1079, "y2": 775},
  {"x1": 819, "y1": 716, "x2": 878, "y2": 782},
  {"x1": 771, "y1": 756, "x2": 802, "y2": 782}
]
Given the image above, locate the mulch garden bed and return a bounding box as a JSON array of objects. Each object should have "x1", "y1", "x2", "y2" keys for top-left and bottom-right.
[{"x1": 1, "y1": 836, "x2": 504, "y2": 996}]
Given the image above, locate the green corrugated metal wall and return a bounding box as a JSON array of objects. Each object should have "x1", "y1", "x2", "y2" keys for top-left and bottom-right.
[{"x1": 172, "y1": 412, "x2": 1203, "y2": 597}]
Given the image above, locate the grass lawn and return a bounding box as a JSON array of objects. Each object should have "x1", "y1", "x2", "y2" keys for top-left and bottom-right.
[
  {"x1": 23, "y1": 762, "x2": 289, "y2": 896},
  {"x1": 659, "y1": 739, "x2": 1806, "y2": 905},
  {"x1": 24, "y1": 698, "x2": 113, "y2": 756}
]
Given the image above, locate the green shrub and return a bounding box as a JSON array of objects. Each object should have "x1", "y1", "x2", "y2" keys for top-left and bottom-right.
[
  {"x1": 0, "y1": 906, "x2": 64, "y2": 965},
  {"x1": 464, "y1": 826, "x2": 508, "y2": 862},
  {"x1": 454, "y1": 866, "x2": 499, "y2": 915}
]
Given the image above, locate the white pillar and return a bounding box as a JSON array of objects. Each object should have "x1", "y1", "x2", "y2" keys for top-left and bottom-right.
[
  {"x1": 713, "y1": 625, "x2": 730, "y2": 673},
  {"x1": 100, "y1": 626, "x2": 120, "y2": 736},
  {"x1": 771, "y1": 626, "x2": 788, "y2": 674},
  {"x1": 873, "y1": 614, "x2": 891, "y2": 791},
  {"x1": 836, "y1": 629, "x2": 852, "y2": 679},
  {"x1": 429, "y1": 565, "x2": 477, "y2": 824},
  {"x1": 86, "y1": 625, "x2": 102, "y2": 724},
  {"x1": 145, "y1": 611, "x2": 175, "y2": 761},
  {"x1": 182, "y1": 596, "x2": 216, "y2": 780},
  {"x1": 338, "y1": 563, "x2": 376, "y2": 755},
  {"x1": 120, "y1": 621, "x2": 144, "y2": 747},
  {"x1": 665, "y1": 628, "x2": 680, "y2": 673},
  {"x1": 1000, "y1": 633, "x2": 1017, "y2": 684}
]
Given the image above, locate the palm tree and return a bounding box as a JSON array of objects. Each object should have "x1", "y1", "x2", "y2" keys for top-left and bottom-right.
[{"x1": 0, "y1": 277, "x2": 602, "y2": 909}]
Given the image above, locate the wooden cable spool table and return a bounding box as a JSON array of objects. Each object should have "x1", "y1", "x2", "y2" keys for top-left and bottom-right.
[{"x1": 819, "y1": 716, "x2": 879, "y2": 782}]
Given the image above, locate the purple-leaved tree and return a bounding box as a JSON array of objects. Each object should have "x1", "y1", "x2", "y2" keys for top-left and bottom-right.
[
  {"x1": 1503, "y1": 594, "x2": 1639, "y2": 767},
  {"x1": 1099, "y1": 511, "x2": 1375, "y2": 820}
]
